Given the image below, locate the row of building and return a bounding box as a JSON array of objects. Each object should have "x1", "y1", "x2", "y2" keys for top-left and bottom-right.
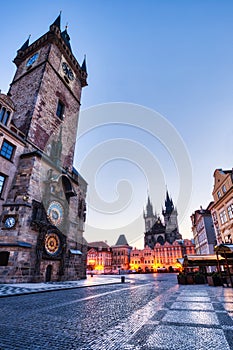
[
  {"x1": 87, "y1": 192, "x2": 196, "y2": 274},
  {"x1": 191, "y1": 168, "x2": 233, "y2": 254},
  {"x1": 87, "y1": 169, "x2": 233, "y2": 274},
  {"x1": 87, "y1": 236, "x2": 195, "y2": 274}
]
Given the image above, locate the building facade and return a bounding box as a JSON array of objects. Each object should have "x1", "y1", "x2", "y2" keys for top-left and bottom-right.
[
  {"x1": 144, "y1": 191, "x2": 182, "y2": 249},
  {"x1": 0, "y1": 15, "x2": 88, "y2": 283},
  {"x1": 111, "y1": 235, "x2": 132, "y2": 273},
  {"x1": 211, "y1": 169, "x2": 233, "y2": 244},
  {"x1": 86, "y1": 241, "x2": 112, "y2": 274},
  {"x1": 130, "y1": 239, "x2": 195, "y2": 272},
  {"x1": 191, "y1": 203, "x2": 216, "y2": 254}
]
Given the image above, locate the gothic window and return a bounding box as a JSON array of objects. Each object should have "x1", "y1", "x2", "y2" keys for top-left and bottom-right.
[
  {"x1": 0, "y1": 140, "x2": 15, "y2": 160},
  {"x1": 56, "y1": 100, "x2": 65, "y2": 119},
  {"x1": 0, "y1": 173, "x2": 7, "y2": 197}
]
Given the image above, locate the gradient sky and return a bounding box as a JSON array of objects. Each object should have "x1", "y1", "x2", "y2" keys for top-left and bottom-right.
[{"x1": 1, "y1": 1, "x2": 233, "y2": 248}]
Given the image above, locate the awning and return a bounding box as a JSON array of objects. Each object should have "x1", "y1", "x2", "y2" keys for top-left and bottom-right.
[
  {"x1": 180, "y1": 254, "x2": 226, "y2": 267},
  {"x1": 69, "y1": 249, "x2": 82, "y2": 255},
  {"x1": 214, "y1": 244, "x2": 233, "y2": 256},
  {"x1": 0, "y1": 241, "x2": 32, "y2": 248}
]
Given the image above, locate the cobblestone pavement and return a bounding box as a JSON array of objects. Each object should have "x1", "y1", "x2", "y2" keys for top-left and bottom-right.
[
  {"x1": 0, "y1": 275, "x2": 124, "y2": 297},
  {"x1": 0, "y1": 274, "x2": 233, "y2": 349}
]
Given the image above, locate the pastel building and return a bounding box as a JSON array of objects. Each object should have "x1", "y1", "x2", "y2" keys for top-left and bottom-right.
[
  {"x1": 211, "y1": 169, "x2": 233, "y2": 244},
  {"x1": 86, "y1": 241, "x2": 112, "y2": 274},
  {"x1": 130, "y1": 239, "x2": 195, "y2": 272}
]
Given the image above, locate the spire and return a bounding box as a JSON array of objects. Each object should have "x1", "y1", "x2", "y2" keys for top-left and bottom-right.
[
  {"x1": 164, "y1": 190, "x2": 174, "y2": 215},
  {"x1": 146, "y1": 196, "x2": 154, "y2": 217},
  {"x1": 81, "y1": 55, "x2": 87, "y2": 73},
  {"x1": 17, "y1": 36, "x2": 30, "y2": 53},
  {"x1": 51, "y1": 13, "x2": 61, "y2": 29}
]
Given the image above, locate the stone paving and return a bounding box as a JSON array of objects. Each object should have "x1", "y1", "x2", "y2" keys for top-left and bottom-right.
[
  {"x1": 0, "y1": 275, "x2": 124, "y2": 297},
  {"x1": 0, "y1": 274, "x2": 233, "y2": 349}
]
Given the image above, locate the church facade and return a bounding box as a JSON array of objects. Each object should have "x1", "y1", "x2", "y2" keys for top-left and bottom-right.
[
  {"x1": 0, "y1": 15, "x2": 88, "y2": 283},
  {"x1": 144, "y1": 192, "x2": 182, "y2": 249}
]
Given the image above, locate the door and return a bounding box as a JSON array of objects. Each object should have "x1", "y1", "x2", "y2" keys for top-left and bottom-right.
[{"x1": 45, "y1": 264, "x2": 52, "y2": 282}]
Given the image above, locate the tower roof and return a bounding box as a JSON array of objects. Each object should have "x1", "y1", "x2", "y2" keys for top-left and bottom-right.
[
  {"x1": 17, "y1": 37, "x2": 30, "y2": 52},
  {"x1": 81, "y1": 56, "x2": 87, "y2": 73},
  {"x1": 51, "y1": 13, "x2": 61, "y2": 29},
  {"x1": 115, "y1": 234, "x2": 129, "y2": 246},
  {"x1": 164, "y1": 190, "x2": 174, "y2": 215},
  {"x1": 146, "y1": 196, "x2": 154, "y2": 216}
]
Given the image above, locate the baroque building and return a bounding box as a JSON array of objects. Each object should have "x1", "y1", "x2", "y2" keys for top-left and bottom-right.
[
  {"x1": 86, "y1": 241, "x2": 112, "y2": 274},
  {"x1": 130, "y1": 239, "x2": 195, "y2": 273},
  {"x1": 86, "y1": 234, "x2": 132, "y2": 274},
  {"x1": 0, "y1": 15, "x2": 88, "y2": 283},
  {"x1": 210, "y1": 168, "x2": 233, "y2": 244},
  {"x1": 144, "y1": 191, "x2": 182, "y2": 249}
]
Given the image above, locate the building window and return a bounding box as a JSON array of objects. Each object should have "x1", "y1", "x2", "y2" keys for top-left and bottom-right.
[
  {"x1": 0, "y1": 174, "x2": 6, "y2": 196},
  {"x1": 0, "y1": 140, "x2": 15, "y2": 160},
  {"x1": 0, "y1": 251, "x2": 10, "y2": 266},
  {"x1": 217, "y1": 191, "x2": 221, "y2": 199},
  {"x1": 222, "y1": 185, "x2": 227, "y2": 193},
  {"x1": 0, "y1": 107, "x2": 10, "y2": 126},
  {"x1": 56, "y1": 100, "x2": 65, "y2": 119},
  {"x1": 228, "y1": 204, "x2": 233, "y2": 219},
  {"x1": 220, "y1": 210, "x2": 227, "y2": 224}
]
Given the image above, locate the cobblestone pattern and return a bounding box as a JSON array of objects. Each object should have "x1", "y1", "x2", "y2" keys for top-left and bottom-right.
[
  {"x1": 0, "y1": 274, "x2": 233, "y2": 349},
  {"x1": 0, "y1": 277, "x2": 123, "y2": 297}
]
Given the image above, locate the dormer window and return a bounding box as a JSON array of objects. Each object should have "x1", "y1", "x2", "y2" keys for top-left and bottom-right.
[
  {"x1": 217, "y1": 191, "x2": 221, "y2": 199},
  {"x1": 222, "y1": 185, "x2": 227, "y2": 193}
]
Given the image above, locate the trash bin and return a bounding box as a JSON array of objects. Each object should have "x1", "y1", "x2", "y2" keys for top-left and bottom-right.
[{"x1": 121, "y1": 276, "x2": 125, "y2": 283}]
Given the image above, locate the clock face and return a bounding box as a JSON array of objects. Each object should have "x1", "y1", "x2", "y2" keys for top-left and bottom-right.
[
  {"x1": 26, "y1": 52, "x2": 39, "y2": 67},
  {"x1": 44, "y1": 233, "x2": 61, "y2": 256},
  {"x1": 47, "y1": 201, "x2": 64, "y2": 226},
  {"x1": 62, "y1": 61, "x2": 74, "y2": 81},
  {"x1": 4, "y1": 217, "x2": 16, "y2": 228}
]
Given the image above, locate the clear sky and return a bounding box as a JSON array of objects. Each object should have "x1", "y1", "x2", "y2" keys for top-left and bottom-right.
[{"x1": 1, "y1": 1, "x2": 233, "y2": 248}]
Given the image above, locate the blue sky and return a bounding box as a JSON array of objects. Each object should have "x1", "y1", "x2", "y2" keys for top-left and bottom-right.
[{"x1": 1, "y1": 1, "x2": 233, "y2": 247}]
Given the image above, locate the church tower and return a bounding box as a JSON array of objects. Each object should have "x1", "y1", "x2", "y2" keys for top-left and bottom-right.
[
  {"x1": 0, "y1": 15, "x2": 88, "y2": 283},
  {"x1": 143, "y1": 196, "x2": 157, "y2": 232},
  {"x1": 162, "y1": 191, "x2": 181, "y2": 243}
]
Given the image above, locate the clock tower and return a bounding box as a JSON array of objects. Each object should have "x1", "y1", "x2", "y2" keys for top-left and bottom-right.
[{"x1": 0, "y1": 15, "x2": 88, "y2": 283}]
